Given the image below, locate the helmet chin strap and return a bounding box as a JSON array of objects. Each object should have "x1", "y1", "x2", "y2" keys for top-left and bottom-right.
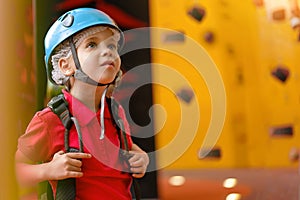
[{"x1": 69, "y1": 37, "x2": 115, "y2": 86}]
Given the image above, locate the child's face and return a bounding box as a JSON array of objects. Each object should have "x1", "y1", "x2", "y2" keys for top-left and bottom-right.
[{"x1": 75, "y1": 28, "x2": 121, "y2": 85}]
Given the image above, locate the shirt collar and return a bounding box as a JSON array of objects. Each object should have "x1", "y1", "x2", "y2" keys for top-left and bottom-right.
[{"x1": 62, "y1": 90, "x2": 112, "y2": 127}]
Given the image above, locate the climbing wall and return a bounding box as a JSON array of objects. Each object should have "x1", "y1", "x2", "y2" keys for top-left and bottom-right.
[{"x1": 150, "y1": 0, "x2": 300, "y2": 169}]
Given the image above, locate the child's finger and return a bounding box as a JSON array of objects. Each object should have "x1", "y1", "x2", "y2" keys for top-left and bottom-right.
[
  {"x1": 130, "y1": 166, "x2": 143, "y2": 174},
  {"x1": 132, "y1": 173, "x2": 144, "y2": 178},
  {"x1": 67, "y1": 152, "x2": 92, "y2": 159},
  {"x1": 129, "y1": 158, "x2": 143, "y2": 167}
]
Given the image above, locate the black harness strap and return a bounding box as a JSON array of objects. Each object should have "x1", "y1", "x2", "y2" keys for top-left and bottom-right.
[
  {"x1": 47, "y1": 94, "x2": 73, "y2": 130},
  {"x1": 47, "y1": 94, "x2": 77, "y2": 200},
  {"x1": 48, "y1": 94, "x2": 84, "y2": 153},
  {"x1": 109, "y1": 98, "x2": 141, "y2": 200},
  {"x1": 46, "y1": 95, "x2": 141, "y2": 200},
  {"x1": 117, "y1": 118, "x2": 141, "y2": 200}
]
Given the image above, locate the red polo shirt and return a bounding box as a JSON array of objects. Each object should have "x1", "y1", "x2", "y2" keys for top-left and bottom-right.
[{"x1": 18, "y1": 90, "x2": 133, "y2": 200}]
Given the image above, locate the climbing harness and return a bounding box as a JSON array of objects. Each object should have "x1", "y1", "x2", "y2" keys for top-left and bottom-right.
[{"x1": 40, "y1": 93, "x2": 140, "y2": 200}]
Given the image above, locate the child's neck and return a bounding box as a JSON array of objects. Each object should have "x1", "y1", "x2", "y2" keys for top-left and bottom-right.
[{"x1": 70, "y1": 82, "x2": 106, "y2": 112}]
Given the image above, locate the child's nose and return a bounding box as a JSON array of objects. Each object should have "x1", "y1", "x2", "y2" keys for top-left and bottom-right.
[{"x1": 100, "y1": 47, "x2": 113, "y2": 57}]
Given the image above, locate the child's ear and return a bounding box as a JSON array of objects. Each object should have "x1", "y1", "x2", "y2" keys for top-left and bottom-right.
[{"x1": 58, "y1": 57, "x2": 75, "y2": 76}]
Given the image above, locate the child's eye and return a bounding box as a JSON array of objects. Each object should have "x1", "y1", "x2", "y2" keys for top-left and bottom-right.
[
  {"x1": 107, "y1": 43, "x2": 117, "y2": 51},
  {"x1": 86, "y1": 42, "x2": 97, "y2": 48}
]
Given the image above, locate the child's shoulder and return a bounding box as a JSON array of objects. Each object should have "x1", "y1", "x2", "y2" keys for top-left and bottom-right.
[
  {"x1": 34, "y1": 106, "x2": 61, "y2": 122},
  {"x1": 27, "y1": 107, "x2": 63, "y2": 130}
]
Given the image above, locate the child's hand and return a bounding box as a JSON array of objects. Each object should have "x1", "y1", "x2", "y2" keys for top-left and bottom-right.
[
  {"x1": 47, "y1": 150, "x2": 92, "y2": 180},
  {"x1": 128, "y1": 144, "x2": 149, "y2": 178}
]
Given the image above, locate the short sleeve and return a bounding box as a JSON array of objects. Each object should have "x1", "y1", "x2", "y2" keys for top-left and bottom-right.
[{"x1": 17, "y1": 109, "x2": 63, "y2": 162}]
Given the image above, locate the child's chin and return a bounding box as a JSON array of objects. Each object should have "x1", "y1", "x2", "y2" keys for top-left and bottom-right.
[{"x1": 99, "y1": 78, "x2": 115, "y2": 85}]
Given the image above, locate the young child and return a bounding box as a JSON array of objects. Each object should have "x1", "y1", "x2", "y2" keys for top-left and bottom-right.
[{"x1": 15, "y1": 7, "x2": 149, "y2": 200}]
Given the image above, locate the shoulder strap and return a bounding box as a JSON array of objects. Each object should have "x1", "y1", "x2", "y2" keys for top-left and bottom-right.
[
  {"x1": 47, "y1": 94, "x2": 77, "y2": 200},
  {"x1": 107, "y1": 98, "x2": 129, "y2": 151},
  {"x1": 107, "y1": 98, "x2": 141, "y2": 200},
  {"x1": 47, "y1": 94, "x2": 75, "y2": 153},
  {"x1": 47, "y1": 94, "x2": 84, "y2": 153},
  {"x1": 47, "y1": 94, "x2": 73, "y2": 130}
]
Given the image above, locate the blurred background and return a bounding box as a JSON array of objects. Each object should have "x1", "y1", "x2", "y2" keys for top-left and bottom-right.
[{"x1": 1, "y1": 0, "x2": 300, "y2": 199}]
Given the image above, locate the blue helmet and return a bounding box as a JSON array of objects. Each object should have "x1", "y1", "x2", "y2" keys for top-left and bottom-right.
[{"x1": 44, "y1": 7, "x2": 124, "y2": 85}]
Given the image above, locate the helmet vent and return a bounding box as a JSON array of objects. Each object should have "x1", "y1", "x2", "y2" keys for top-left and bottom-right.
[{"x1": 61, "y1": 13, "x2": 74, "y2": 27}]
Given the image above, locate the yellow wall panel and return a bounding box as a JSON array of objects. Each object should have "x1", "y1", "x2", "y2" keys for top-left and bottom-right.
[{"x1": 150, "y1": 0, "x2": 300, "y2": 169}]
